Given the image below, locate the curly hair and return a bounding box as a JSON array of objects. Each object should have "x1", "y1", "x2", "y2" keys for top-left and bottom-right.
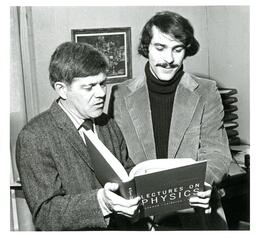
[
  {"x1": 138, "y1": 11, "x2": 200, "y2": 58},
  {"x1": 49, "y1": 42, "x2": 108, "y2": 88}
]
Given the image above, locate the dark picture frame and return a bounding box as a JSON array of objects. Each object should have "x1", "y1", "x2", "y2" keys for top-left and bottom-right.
[{"x1": 71, "y1": 27, "x2": 132, "y2": 84}]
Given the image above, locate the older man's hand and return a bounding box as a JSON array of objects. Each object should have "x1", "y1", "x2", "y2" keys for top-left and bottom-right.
[{"x1": 101, "y1": 182, "x2": 141, "y2": 218}]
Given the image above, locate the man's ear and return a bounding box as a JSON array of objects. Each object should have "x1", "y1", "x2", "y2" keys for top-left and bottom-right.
[{"x1": 54, "y1": 82, "x2": 68, "y2": 100}]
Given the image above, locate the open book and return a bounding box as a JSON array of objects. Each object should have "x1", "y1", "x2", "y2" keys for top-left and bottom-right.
[{"x1": 84, "y1": 130, "x2": 207, "y2": 217}]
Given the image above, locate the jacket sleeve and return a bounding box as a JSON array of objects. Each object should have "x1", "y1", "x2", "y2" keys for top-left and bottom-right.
[
  {"x1": 16, "y1": 129, "x2": 108, "y2": 231},
  {"x1": 198, "y1": 82, "x2": 232, "y2": 185}
]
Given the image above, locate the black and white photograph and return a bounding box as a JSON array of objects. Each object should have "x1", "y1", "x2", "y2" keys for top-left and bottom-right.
[{"x1": 4, "y1": 0, "x2": 254, "y2": 235}]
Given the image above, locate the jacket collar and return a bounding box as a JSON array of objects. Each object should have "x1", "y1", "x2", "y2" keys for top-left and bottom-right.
[
  {"x1": 168, "y1": 73, "x2": 200, "y2": 158},
  {"x1": 49, "y1": 101, "x2": 94, "y2": 171},
  {"x1": 125, "y1": 80, "x2": 156, "y2": 162},
  {"x1": 125, "y1": 73, "x2": 200, "y2": 160},
  {"x1": 127, "y1": 72, "x2": 198, "y2": 94}
]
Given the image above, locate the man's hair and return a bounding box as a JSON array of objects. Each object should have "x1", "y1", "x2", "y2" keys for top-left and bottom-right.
[
  {"x1": 49, "y1": 42, "x2": 108, "y2": 88},
  {"x1": 138, "y1": 11, "x2": 200, "y2": 58}
]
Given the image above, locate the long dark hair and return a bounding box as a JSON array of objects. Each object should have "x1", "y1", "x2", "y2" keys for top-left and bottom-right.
[{"x1": 138, "y1": 11, "x2": 200, "y2": 58}]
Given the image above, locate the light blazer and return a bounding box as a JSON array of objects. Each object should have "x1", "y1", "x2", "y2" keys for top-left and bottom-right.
[
  {"x1": 109, "y1": 72, "x2": 232, "y2": 186},
  {"x1": 16, "y1": 101, "x2": 133, "y2": 231}
]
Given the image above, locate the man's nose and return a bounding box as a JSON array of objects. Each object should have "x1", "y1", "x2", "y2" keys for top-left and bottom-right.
[
  {"x1": 94, "y1": 84, "x2": 106, "y2": 97},
  {"x1": 163, "y1": 50, "x2": 174, "y2": 64}
]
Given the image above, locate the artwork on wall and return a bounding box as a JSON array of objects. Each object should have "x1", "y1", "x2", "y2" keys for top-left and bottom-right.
[{"x1": 71, "y1": 27, "x2": 132, "y2": 83}]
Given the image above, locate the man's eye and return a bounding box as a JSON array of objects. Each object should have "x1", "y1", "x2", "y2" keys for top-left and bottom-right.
[
  {"x1": 82, "y1": 85, "x2": 93, "y2": 90},
  {"x1": 155, "y1": 46, "x2": 164, "y2": 51},
  {"x1": 173, "y1": 47, "x2": 184, "y2": 53},
  {"x1": 100, "y1": 81, "x2": 106, "y2": 88}
]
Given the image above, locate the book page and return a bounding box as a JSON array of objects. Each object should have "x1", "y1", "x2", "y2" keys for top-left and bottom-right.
[
  {"x1": 129, "y1": 158, "x2": 195, "y2": 178},
  {"x1": 83, "y1": 129, "x2": 130, "y2": 182}
]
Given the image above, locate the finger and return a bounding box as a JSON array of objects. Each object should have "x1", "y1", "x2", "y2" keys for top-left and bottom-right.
[
  {"x1": 101, "y1": 189, "x2": 140, "y2": 216},
  {"x1": 205, "y1": 207, "x2": 212, "y2": 214},
  {"x1": 196, "y1": 189, "x2": 212, "y2": 198},
  {"x1": 104, "y1": 186, "x2": 141, "y2": 207},
  {"x1": 107, "y1": 191, "x2": 141, "y2": 207},
  {"x1": 104, "y1": 182, "x2": 141, "y2": 203},
  {"x1": 189, "y1": 202, "x2": 210, "y2": 209},
  {"x1": 114, "y1": 204, "x2": 140, "y2": 217},
  {"x1": 104, "y1": 182, "x2": 119, "y2": 192},
  {"x1": 189, "y1": 196, "x2": 210, "y2": 205},
  {"x1": 107, "y1": 194, "x2": 141, "y2": 217},
  {"x1": 204, "y1": 181, "x2": 212, "y2": 189}
]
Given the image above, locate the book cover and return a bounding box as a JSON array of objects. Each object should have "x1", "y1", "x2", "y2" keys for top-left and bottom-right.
[
  {"x1": 83, "y1": 130, "x2": 207, "y2": 217},
  {"x1": 131, "y1": 161, "x2": 206, "y2": 216}
]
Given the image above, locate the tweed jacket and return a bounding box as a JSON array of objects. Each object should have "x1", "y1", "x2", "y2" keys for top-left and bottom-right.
[
  {"x1": 109, "y1": 72, "x2": 232, "y2": 186},
  {"x1": 16, "y1": 101, "x2": 133, "y2": 231}
]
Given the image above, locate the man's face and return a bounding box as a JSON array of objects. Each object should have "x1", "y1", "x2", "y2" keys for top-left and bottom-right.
[
  {"x1": 148, "y1": 26, "x2": 186, "y2": 81},
  {"x1": 64, "y1": 73, "x2": 106, "y2": 119}
]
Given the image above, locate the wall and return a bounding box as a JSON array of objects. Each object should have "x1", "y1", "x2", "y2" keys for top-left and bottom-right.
[
  {"x1": 30, "y1": 6, "x2": 249, "y2": 143},
  {"x1": 31, "y1": 6, "x2": 209, "y2": 110},
  {"x1": 206, "y1": 6, "x2": 250, "y2": 144}
]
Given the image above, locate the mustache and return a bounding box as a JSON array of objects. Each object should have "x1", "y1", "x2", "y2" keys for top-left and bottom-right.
[{"x1": 156, "y1": 63, "x2": 179, "y2": 68}]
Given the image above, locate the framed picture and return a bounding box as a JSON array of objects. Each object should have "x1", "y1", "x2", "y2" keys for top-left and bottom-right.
[{"x1": 71, "y1": 27, "x2": 132, "y2": 84}]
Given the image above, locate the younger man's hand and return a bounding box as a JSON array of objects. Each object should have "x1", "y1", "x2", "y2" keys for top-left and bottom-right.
[{"x1": 189, "y1": 182, "x2": 212, "y2": 213}]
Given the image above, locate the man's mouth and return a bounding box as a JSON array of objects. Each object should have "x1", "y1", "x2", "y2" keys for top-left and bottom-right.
[{"x1": 94, "y1": 101, "x2": 104, "y2": 107}]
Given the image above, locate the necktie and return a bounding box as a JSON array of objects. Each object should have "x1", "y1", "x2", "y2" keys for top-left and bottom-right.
[{"x1": 80, "y1": 119, "x2": 94, "y2": 132}]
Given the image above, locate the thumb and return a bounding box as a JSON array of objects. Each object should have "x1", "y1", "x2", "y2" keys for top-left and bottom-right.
[{"x1": 104, "y1": 182, "x2": 119, "y2": 192}]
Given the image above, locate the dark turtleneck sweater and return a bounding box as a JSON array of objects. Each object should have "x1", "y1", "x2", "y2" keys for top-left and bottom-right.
[{"x1": 145, "y1": 62, "x2": 184, "y2": 159}]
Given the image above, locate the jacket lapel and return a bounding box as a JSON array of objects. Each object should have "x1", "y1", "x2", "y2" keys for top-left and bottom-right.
[
  {"x1": 50, "y1": 101, "x2": 94, "y2": 171},
  {"x1": 125, "y1": 79, "x2": 156, "y2": 161},
  {"x1": 168, "y1": 73, "x2": 200, "y2": 158}
]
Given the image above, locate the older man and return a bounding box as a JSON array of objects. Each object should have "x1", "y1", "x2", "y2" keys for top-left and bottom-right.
[{"x1": 16, "y1": 42, "x2": 141, "y2": 230}]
